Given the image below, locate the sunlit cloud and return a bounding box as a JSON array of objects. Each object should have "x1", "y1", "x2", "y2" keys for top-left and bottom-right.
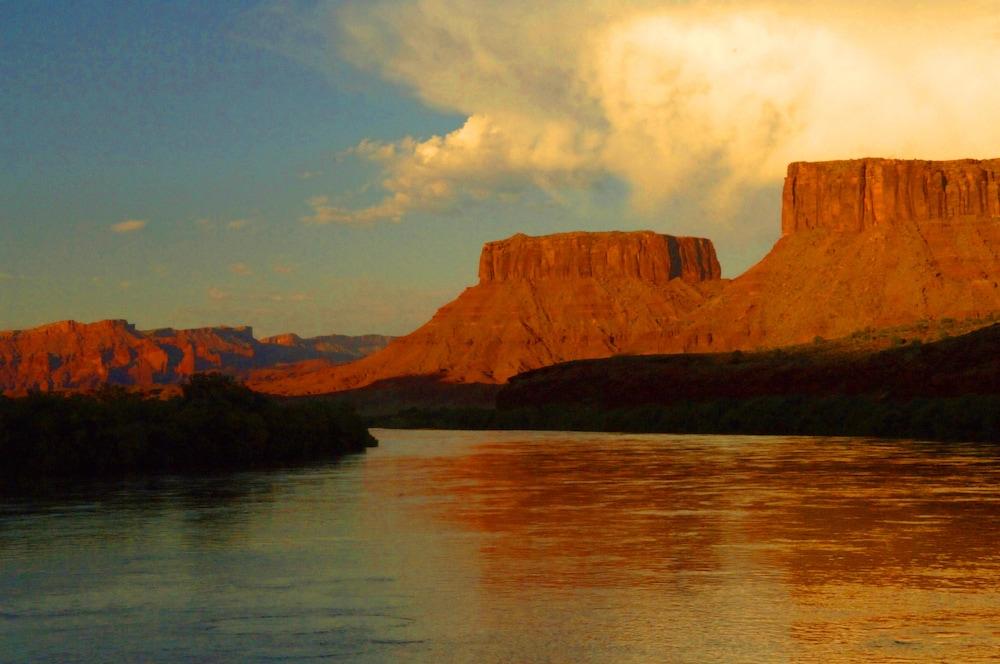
[
  {"x1": 227, "y1": 219, "x2": 251, "y2": 231},
  {"x1": 264, "y1": 292, "x2": 312, "y2": 303},
  {"x1": 272, "y1": 263, "x2": 295, "y2": 274},
  {"x1": 273, "y1": 0, "x2": 1000, "y2": 226},
  {"x1": 229, "y1": 262, "x2": 253, "y2": 276},
  {"x1": 110, "y1": 219, "x2": 147, "y2": 233},
  {"x1": 207, "y1": 287, "x2": 230, "y2": 301}
]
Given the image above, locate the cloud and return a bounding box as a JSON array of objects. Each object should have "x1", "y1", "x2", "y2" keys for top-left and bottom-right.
[
  {"x1": 229, "y1": 262, "x2": 253, "y2": 276},
  {"x1": 111, "y1": 219, "x2": 147, "y2": 233},
  {"x1": 227, "y1": 219, "x2": 251, "y2": 231},
  {"x1": 264, "y1": 292, "x2": 312, "y2": 303},
  {"x1": 207, "y1": 287, "x2": 230, "y2": 301},
  {"x1": 290, "y1": 0, "x2": 1000, "y2": 224},
  {"x1": 272, "y1": 263, "x2": 295, "y2": 274}
]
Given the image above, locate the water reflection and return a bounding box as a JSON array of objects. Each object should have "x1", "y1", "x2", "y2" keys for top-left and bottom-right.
[
  {"x1": 367, "y1": 432, "x2": 1000, "y2": 660},
  {"x1": 4, "y1": 431, "x2": 1000, "y2": 662}
]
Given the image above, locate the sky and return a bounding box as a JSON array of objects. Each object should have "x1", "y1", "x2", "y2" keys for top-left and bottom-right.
[{"x1": 3, "y1": 1, "x2": 1000, "y2": 337}]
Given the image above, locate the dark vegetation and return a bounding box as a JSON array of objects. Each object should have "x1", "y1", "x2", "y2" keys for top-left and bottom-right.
[
  {"x1": 374, "y1": 323, "x2": 1000, "y2": 442},
  {"x1": 499, "y1": 323, "x2": 1000, "y2": 410},
  {"x1": 0, "y1": 373, "x2": 376, "y2": 479},
  {"x1": 375, "y1": 395, "x2": 1000, "y2": 442}
]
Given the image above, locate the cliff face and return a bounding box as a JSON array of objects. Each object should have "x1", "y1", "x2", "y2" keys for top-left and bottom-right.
[
  {"x1": 247, "y1": 231, "x2": 725, "y2": 394},
  {"x1": 782, "y1": 158, "x2": 1000, "y2": 234},
  {"x1": 252, "y1": 159, "x2": 1000, "y2": 397},
  {"x1": 0, "y1": 321, "x2": 391, "y2": 394},
  {"x1": 679, "y1": 158, "x2": 1000, "y2": 350},
  {"x1": 478, "y1": 231, "x2": 720, "y2": 284}
]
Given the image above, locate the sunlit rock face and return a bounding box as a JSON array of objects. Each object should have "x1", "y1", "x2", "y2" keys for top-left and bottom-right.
[
  {"x1": 252, "y1": 159, "x2": 1000, "y2": 396},
  {"x1": 248, "y1": 231, "x2": 725, "y2": 394},
  {"x1": 679, "y1": 159, "x2": 1000, "y2": 351},
  {"x1": 478, "y1": 231, "x2": 720, "y2": 284},
  {"x1": 782, "y1": 158, "x2": 1000, "y2": 234},
  {"x1": 0, "y1": 321, "x2": 390, "y2": 394}
]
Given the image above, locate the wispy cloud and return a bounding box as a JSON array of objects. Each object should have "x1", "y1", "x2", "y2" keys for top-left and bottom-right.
[
  {"x1": 229, "y1": 262, "x2": 253, "y2": 276},
  {"x1": 227, "y1": 219, "x2": 251, "y2": 231},
  {"x1": 272, "y1": 263, "x2": 295, "y2": 274},
  {"x1": 111, "y1": 219, "x2": 147, "y2": 233},
  {"x1": 207, "y1": 287, "x2": 230, "y2": 301}
]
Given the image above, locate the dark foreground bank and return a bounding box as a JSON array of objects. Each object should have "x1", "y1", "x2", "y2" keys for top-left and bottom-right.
[
  {"x1": 0, "y1": 374, "x2": 376, "y2": 479},
  {"x1": 374, "y1": 393, "x2": 1000, "y2": 442}
]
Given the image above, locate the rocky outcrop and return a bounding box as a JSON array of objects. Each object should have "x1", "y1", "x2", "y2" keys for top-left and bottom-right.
[
  {"x1": 247, "y1": 231, "x2": 725, "y2": 394},
  {"x1": 782, "y1": 158, "x2": 1000, "y2": 234},
  {"x1": 678, "y1": 159, "x2": 1000, "y2": 351},
  {"x1": 478, "y1": 231, "x2": 720, "y2": 284},
  {"x1": 0, "y1": 321, "x2": 391, "y2": 394}
]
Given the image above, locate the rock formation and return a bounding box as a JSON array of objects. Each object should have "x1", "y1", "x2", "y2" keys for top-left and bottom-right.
[
  {"x1": 251, "y1": 158, "x2": 1000, "y2": 397},
  {"x1": 678, "y1": 159, "x2": 1000, "y2": 350},
  {"x1": 0, "y1": 321, "x2": 391, "y2": 394},
  {"x1": 247, "y1": 231, "x2": 724, "y2": 395},
  {"x1": 10, "y1": 158, "x2": 1000, "y2": 398},
  {"x1": 782, "y1": 158, "x2": 1000, "y2": 234}
]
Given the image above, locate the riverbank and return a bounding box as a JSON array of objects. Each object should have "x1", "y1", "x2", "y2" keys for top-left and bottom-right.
[
  {"x1": 0, "y1": 374, "x2": 376, "y2": 479},
  {"x1": 373, "y1": 393, "x2": 1000, "y2": 442}
]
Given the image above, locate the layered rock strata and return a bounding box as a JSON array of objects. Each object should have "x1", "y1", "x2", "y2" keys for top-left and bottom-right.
[
  {"x1": 782, "y1": 158, "x2": 1000, "y2": 234},
  {"x1": 679, "y1": 159, "x2": 1000, "y2": 350},
  {"x1": 248, "y1": 231, "x2": 724, "y2": 394}
]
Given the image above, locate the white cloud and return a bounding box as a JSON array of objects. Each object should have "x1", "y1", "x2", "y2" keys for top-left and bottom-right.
[
  {"x1": 111, "y1": 219, "x2": 147, "y2": 233},
  {"x1": 290, "y1": 0, "x2": 1000, "y2": 225},
  {"x1": 207, "y1": 287, "x2": 230, "y2": 301}
]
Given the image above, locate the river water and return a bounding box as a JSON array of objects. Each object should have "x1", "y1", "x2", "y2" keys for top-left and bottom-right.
[{"x1": 3, "y1": 430, "x2": 1000, "y2": 662}]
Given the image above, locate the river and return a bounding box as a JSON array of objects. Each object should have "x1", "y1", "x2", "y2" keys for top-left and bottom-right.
[{"x1": 3, "y1": 429, "x2": 1000, "y2": 662}]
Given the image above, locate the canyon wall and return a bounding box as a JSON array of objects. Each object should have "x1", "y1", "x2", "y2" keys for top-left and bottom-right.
[
  {"x1": 478, "y1": 231, "x2": 720, "y2": 284},
  {"x1": 782, "y1": 158, "x2": 1000, "y2": 234}
]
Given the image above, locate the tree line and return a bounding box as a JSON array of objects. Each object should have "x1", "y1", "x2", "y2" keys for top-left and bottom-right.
[{"x1": 0, "y1": 373, "x2": 376, "y2": 479}]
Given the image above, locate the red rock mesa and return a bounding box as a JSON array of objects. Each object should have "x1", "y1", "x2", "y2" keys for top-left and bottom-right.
[
  {"x1": 679, "y1": 159, "x2": 1000, "y2": 350},
  {"x1": 247, "y1": 231, "x2": 724, "y2": 394}
]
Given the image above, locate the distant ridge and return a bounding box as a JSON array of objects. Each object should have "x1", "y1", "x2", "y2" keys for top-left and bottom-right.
[{"x1": 0, "y1": 320, "x2": 391, "y2": 394}]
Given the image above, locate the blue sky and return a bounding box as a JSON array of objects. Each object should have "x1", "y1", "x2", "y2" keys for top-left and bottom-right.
[{"x1": 3, "y1": 1, "x2": 997, "y2": 336}]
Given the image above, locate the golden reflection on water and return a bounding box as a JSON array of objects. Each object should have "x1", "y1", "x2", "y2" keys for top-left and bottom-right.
[{"x1": 367, "y1": 431, "x2": 1000, "y2": 661}]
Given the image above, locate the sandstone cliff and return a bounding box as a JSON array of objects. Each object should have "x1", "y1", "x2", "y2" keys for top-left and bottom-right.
[
  {"x1": 679, "y1": 158, "x2": 1000, "y2": 350},
  {"x1": 250, "y1": 158, "x2": 1000, "y2": 397},
  {"x1": 247, "y1": 231, "x2": 725, "y2": 394},
  {"x1": 0, "y1": 321, "x2": 391, "y2": 394},
  {"x1": 782, "y1": 158, "x2": 1000, "y2": 234}
]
